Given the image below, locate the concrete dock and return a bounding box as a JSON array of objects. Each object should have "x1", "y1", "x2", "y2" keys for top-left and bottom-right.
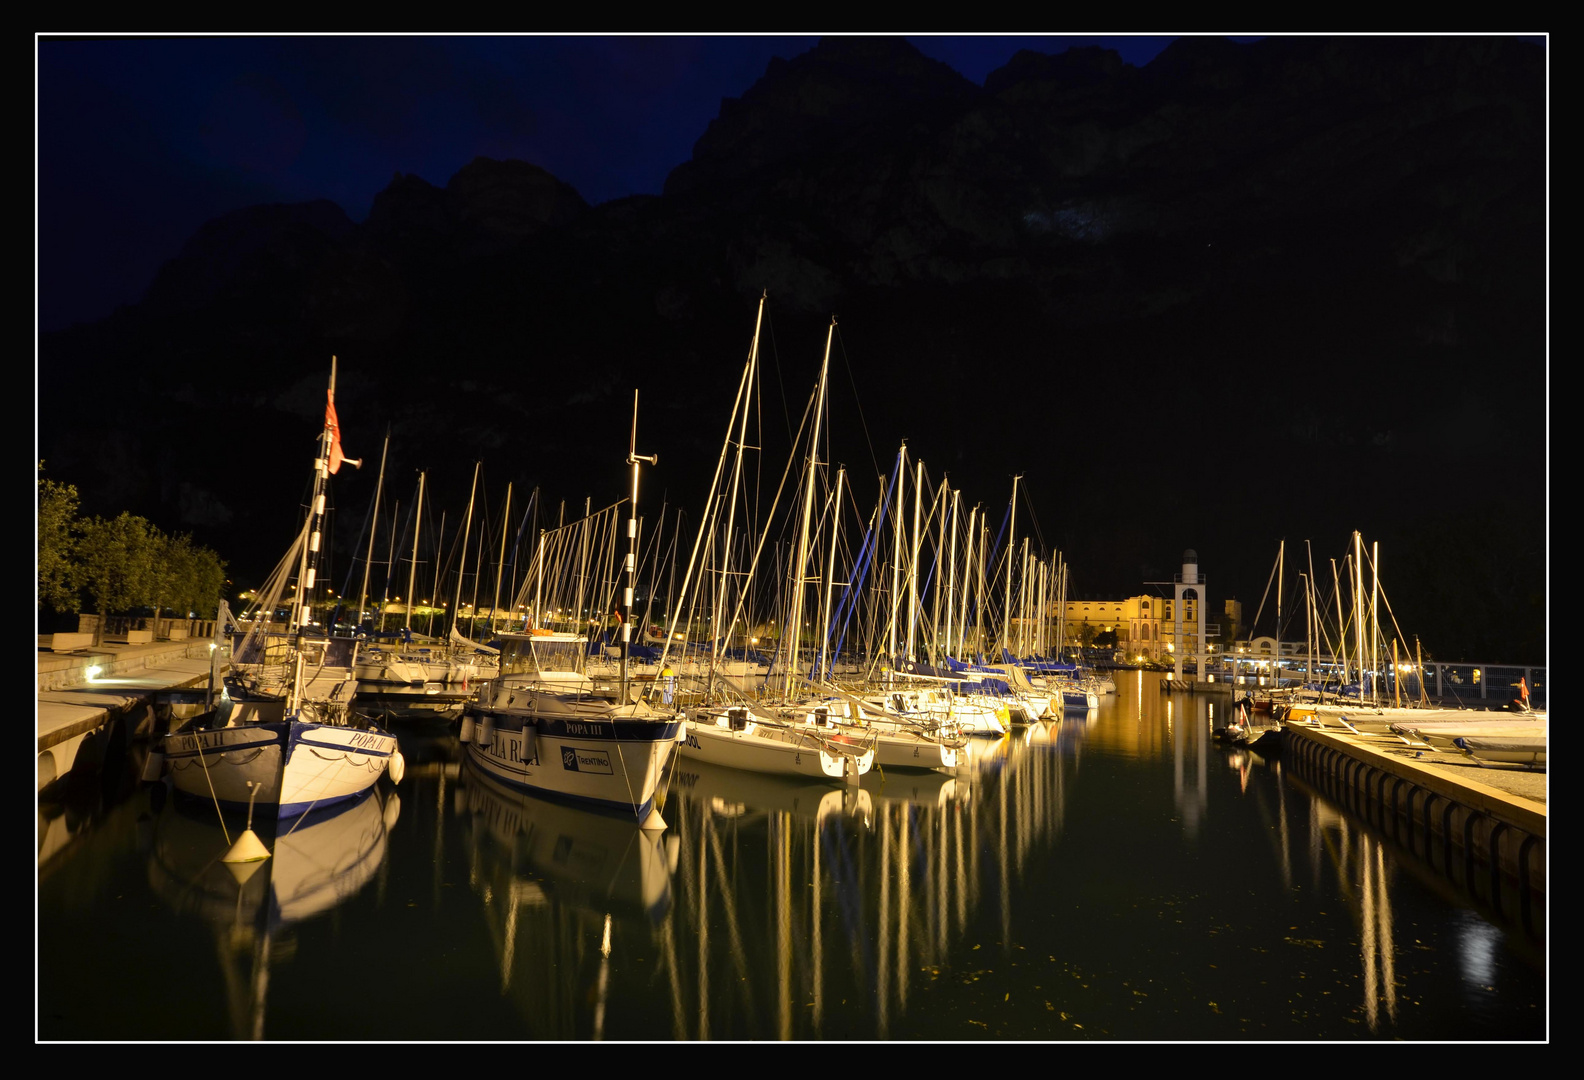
[
  {"x1": 36, "y1": 636, "x2": 217, "y2": 791},
  {"x1": 1280, "y1": 717, "x2": 1545, "y2": 923}
]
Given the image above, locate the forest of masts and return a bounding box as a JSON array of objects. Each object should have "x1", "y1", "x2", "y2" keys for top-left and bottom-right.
[{"x1": 311, "y1": 301, "x2": 1078, "y2": 686}]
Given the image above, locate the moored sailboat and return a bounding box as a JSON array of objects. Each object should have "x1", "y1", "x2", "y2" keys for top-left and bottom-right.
[
  {"x1": 458, "y1": 392, "x2": 683, "y2": 829},
  {"x1": 152, "y1": 359, "x2": 403, "y2": 821}
]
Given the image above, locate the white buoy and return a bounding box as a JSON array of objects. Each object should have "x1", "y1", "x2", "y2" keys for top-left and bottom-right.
[
  {"x1": 223, "y1": 829, "x2": 271, "y2": 865},
  {"x1": 222, "y1": 781, "x2": 271, "y2": 865},
  {"x1": 387, "y1": 750, "x2": 406, "y2": 785}
]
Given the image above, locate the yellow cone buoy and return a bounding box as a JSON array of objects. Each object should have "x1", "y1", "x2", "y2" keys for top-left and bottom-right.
[
  {"x1": 223, "y1": 828, "x2": 271, "y2": 865},
  {"x1": 222, "y1": 780, "x2": 271, "y2": 864}
]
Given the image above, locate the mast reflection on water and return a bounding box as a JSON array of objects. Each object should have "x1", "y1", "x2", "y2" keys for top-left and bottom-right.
[{"x1": 39, "y1": 672, "x2": 1543, "y2": 1041}]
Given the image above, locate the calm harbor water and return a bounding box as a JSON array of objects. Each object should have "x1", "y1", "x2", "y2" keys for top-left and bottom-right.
[{"x1": 37, "y1": 671, "x2": 1546, "y2": 1042}]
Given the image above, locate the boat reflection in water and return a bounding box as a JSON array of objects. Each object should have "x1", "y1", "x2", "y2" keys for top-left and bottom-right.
[
  {"x1": 146, "y1": 785, "x2": 396, "y2": 1040},
  {"x1": 455, "y1": 753, "x2": 675, "y2": 1039},
  {"x1": 653, "y1": 722, "x2": 1073, "y2": 1040},
  {"x1": 42, "y1": 669, "x2": 1542, "y2": 1041}
]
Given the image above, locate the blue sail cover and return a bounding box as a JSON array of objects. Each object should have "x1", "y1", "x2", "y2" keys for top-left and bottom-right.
[
  {"x1": 962, "y1": 677, "x2": 1013, "y2": 696},
  {"x1": 893, "y1": 656, "x2": 962, "y2": 680},
  {"x1": 1002, "y1": 649, "x2": 1078, "y2": 674}
]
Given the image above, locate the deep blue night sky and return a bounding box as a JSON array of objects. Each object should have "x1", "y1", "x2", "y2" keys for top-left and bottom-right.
[{"x1": 37, "y1": 34, "x2": 1209, "y2": 333}]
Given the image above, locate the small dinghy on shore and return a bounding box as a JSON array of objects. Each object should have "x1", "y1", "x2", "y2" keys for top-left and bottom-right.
[{"x1": 1452, "y1": 735, "x2": 1546, "y2": 769}]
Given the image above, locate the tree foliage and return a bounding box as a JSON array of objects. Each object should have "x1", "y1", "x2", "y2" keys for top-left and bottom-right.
[
  {"x1": 37, "y1": 463, "x2": 79, "y2": 612},
  {"x1": 157, "y1": 532, "x2": 228, "y2": 618},
  {"x1": 76, "y1": 512, "x2": 160, "y2": 624},
  {"x1": 38, "y1": 466, "x2": 229, "y2": 635}
]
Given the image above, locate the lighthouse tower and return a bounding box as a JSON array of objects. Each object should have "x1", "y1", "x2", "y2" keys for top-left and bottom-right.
[{"x1": 1173, "y1": 549, "x2": 1208, "y2": 683}]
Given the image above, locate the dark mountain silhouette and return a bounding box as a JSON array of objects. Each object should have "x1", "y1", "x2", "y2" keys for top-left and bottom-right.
[{"x1": 37, "y1": 35, "x2": 1545, "y2": 661}]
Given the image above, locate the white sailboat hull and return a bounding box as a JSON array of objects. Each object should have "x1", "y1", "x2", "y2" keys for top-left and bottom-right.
[
  {"x1": 867, "y1": 728, "x2": 961, "y2": 770},
  {"x1": 462, "y1": 706, "x2": 682, "y2": 821},
  {"x1": 680, "y1": 714, "x2": 873, "y2": 780},
  {"x1": 161, "y1": 720, "x2": 399, "y2": 820}
]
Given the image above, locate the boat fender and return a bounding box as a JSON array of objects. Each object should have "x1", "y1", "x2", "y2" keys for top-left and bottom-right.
[
  {"x1": 478, "y1": 717, "x2": 494, "y2": 748},
  {"x1": 459, "y1": 714, "x2": 476, "y2": 743},
  {"x1": 387, "y1": 751, "x2": 406, "y2": 785}
]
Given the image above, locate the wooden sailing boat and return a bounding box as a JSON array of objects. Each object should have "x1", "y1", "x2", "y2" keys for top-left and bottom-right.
[{"x1": 155, "y1": 358, "x2": 404, "y2": 820}]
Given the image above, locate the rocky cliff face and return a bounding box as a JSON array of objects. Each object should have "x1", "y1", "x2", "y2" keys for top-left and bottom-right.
[{"x1": 37, "y1": 35, "x2": 1545, "y2": 659}]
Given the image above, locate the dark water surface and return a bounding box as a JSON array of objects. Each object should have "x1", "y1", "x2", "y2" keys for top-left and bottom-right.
[{"x1": 37, "y1": 672, "x2": 1546, "y2": 1041}]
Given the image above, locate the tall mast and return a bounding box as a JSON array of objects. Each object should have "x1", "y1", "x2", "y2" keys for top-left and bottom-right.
[
  {"x1": 468, "y1": 522, "x2": 485, "y2": 637},
  {"x1": 957, "y1": 505, "x2": 977, "y2": 656},
  {"x1": 293, "y1": 356, "x2": 360, "y2": 707},
  {"x1": 784, "y1": 317, "x2": 833, "y2": 700},
  {"x1": 1331, "y1": 557, "x2": 1349, "y2": 686},
  {"x1": 929, "y1": 480, "x2": 946, "y2": 665},
  {"x1": 1276, "y1": 539, "x2": 1284, "y2": 687},
  {"x1": 818, "y1": 467, "x2": 845, "y2": 682},
  {"x1": 406, "y1": 472, "x2": 425, "y2": 635},
  {"x1": 1300, "y1": 571, "x2": 1312, "y2": 688},
  {"x1": 379, "y1": 500, "x2": 398, "y2": 632},
  {"x1": 452, "y1": 462, "x2": 481, "y2": 635},
  {"x1": 945, "y1": 488, "x2": 959, "y2": 659},
  {"x1": 357, "y1": 431, "x2": 389, "y2": 629},
  {"x1": 1057, "y1": 556, "x2": 1068, "y2": 658},
  {"x1": 622, "y1": 390, "x2": 657, "y2": 702},
  {"x1": 491, "y1": 484, "x2": 511, "y2": 635},
  {"x1": 653, "y1": 295, "x2": 762, "y2": 681},
  {"x1": 887, "y1": 443, "x2": 906, "y2": 676},
  {"x1": 972, "y1": 519, "x2": 984, "y2": 657},
  {"x1": 575, "y1": 496, "x2": 591, "y2": 637},
  {"x1": 1371, "y1": 540, "x2": 1381, "y2": 705},
  {"x1": 428, "y1": 511, "x2": 445, "y2": 636},
  {"x1": 1019, "y1": 539, "x2": 1031, "y2": 657},
  {"x1": 711, "y1": 295, "x2": 763, "y2": 680},
  {"x1": 905, "y1": 456, "x2": 923, "y2": 661},
  {"x1": 1306, "y1": 539, "x2": 1318, "y2": 688},
  {"x1": 1002, "y1": 475, "x2": 1021, "y2": 656},
  {"x1": 531, "y1": 528, "x2": 546, "y2": 630},
  {"x1": 1354, "y1": 532, "x2": 1366, "y2": 698},
  {"x1": 1037, "y1": 558, "x2": 1048, "y2": 657}
]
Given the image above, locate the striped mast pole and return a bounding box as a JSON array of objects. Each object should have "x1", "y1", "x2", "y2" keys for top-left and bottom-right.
[
  {"x1": 292, "y1": 356, "x2": 361, "y2": 710},
  {"x1": 623, "y1": 390, "x2": 657, "y2": 704}
]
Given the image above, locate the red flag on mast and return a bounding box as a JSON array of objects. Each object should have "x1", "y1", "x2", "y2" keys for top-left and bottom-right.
[{"x1": 326, "y1": 390, "x2": 346, "y2": 474}]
